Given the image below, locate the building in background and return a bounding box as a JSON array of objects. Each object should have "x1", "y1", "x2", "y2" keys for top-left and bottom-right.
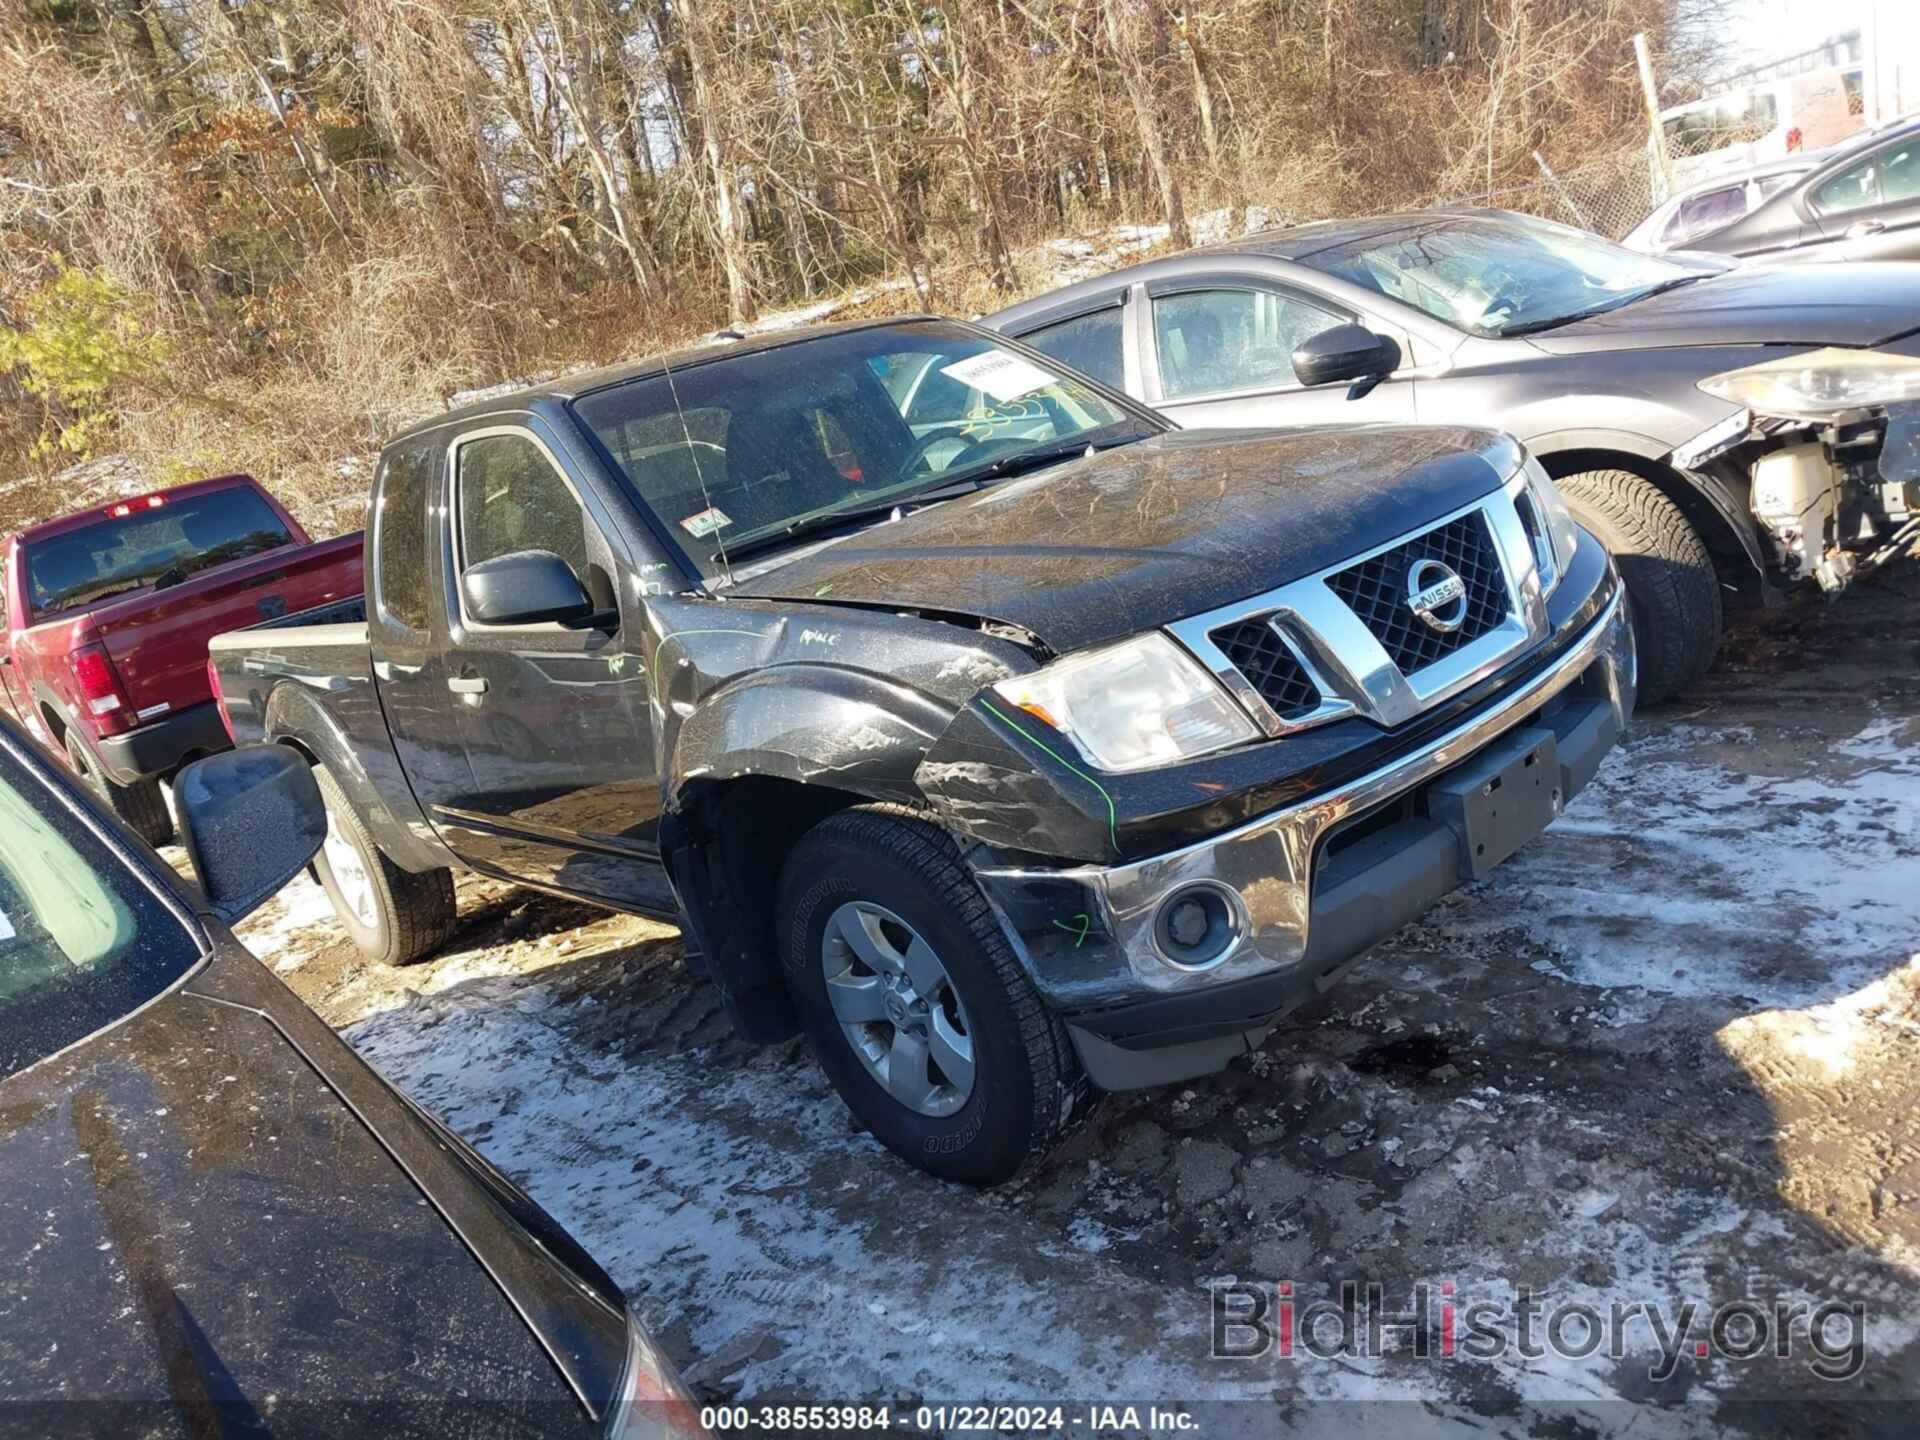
[{"x1": 1720, "y1": 0, "x2": 1914, "y2": 124}]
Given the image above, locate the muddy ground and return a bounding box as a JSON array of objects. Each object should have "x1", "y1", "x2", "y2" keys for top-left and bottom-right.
[{"x1": 222, "y1": 567, "x2": 1920, "y2": 1436}]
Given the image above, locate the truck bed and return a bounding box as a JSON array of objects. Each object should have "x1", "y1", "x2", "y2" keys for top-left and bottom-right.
[{"x1": 208, "y1": 593, "x2": 374, "y2": 738}]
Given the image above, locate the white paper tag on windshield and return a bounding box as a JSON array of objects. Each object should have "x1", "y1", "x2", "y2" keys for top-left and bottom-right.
[
  {"x1": 679, "y1": 506, "x2": 732, "y2": 537},
  {"x1": 940, "y1": 349, "x2": 1059, "y2": 404},
  {"x1": 0, "y1": 909, "x2": 14, "y2": 942}
]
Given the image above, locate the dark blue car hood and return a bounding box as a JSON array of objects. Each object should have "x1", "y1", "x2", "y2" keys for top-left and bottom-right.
[
  {"x1": 1527, "y1": 261, "x2": 1920, "y2": 354},
  {"x1": 0, "y1": 949, "x2": 616, "y2": 1433}
]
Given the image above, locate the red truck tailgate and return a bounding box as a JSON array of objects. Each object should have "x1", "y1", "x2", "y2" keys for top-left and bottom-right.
[{"x1": 90, "y1": 532, "x2": 364, "y2": 722}]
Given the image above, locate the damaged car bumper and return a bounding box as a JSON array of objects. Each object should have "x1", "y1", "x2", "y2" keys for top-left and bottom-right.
[{"x1": 972, "y1": 585, "x2": 1636, "y2": 1091}]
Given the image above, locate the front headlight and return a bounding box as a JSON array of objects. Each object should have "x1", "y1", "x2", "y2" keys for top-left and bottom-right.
[
  {"x1": 992, "y1": 632, "x2": 1260, "y2": 773},
  {"x1": 1698, "y1": 346, "x2": 1920, "y2": 421},
  {"x1": 605, "y1": 1309, "x2": 704, "y2": 1438},
  {"x1": 1516, "y1": 455, "x2": 1581, "y2": 596}
]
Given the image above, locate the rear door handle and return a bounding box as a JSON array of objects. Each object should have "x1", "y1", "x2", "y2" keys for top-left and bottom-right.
[{"x1": 447, "y1": 676, "x2": 489, "y2": 695}]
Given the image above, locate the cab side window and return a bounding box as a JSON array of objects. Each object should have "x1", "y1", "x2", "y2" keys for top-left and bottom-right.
[
  {"x1": 374, "y1": 443, "x2": 437, "y2": 633},
  {"x1": 1814, "y1": 153, "x2": 1882, "y2": 214},
  {"x1": 1019, "y1": 309, "x2": 1124, "y2": 390},
  {"x1": 1662, "y1": 184, "x2": 1746, "y2": 246},
  {"x1": 1881, "y1": 141, "x2": 1920, "y2": 204},
  {"x1": 457, "y1": 433, "x2": 589, "y2": 583},
  {"x1": 1152, "y1": 288, "x2": 1344, "y2": 399}
]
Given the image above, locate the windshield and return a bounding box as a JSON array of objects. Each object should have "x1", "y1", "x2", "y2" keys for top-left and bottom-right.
[
  {"x1": 1297, "y1": 213, "x2": 1709, "y2": 337},
  {"x1": 0, "y1": 739, "x2": 200, "y2": 1079},
  {"x1": 23, "y1": 486, "x2": 296, "y2": 619},
  {"x1": 573, "y1": 320, "x2": 1151, "y2": 578}
]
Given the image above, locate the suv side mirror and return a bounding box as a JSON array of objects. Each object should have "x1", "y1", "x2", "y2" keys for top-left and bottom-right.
[
  {"x1": 176, "y1": 747, "x2": 326, "y2": 924},
  {"x1": 462, "y1": 549, "x2": 593, "y2": 626},
  {"x1": 1292, "y1": 324, "x2": 1403, "y2": 392}
]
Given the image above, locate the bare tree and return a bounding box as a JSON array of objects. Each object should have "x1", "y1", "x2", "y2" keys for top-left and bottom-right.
[{"x1": 1101, "y1": 0, "x2": 1190, "y2": 249}]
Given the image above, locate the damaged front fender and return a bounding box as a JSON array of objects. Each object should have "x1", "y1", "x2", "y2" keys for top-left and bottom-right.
[{"x1": 665, "y1": 663, "x2": 951, "y2": 807}]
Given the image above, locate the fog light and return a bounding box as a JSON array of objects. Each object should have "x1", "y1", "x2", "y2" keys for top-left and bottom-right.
[{"x1": 1151, "y1": 882, "x2": 1243, "y2": 969}]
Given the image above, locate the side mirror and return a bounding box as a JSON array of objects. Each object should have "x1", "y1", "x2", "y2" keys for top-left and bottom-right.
[
  {"x1": 176, "y1": 747, "x2": 326, "y2": 924},
  {"x1": 462, "y1": 549, "x2": 593, "y2": 626},
  {"x1": 1292, "y1": 324, "x2": 1403, "y2": 391}
]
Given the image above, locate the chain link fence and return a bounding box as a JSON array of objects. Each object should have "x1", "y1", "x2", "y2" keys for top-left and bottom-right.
[
  {"x1": 1479, "y1": 145, "x2": 1666, "y2": 240},
  {"x1": 1436, "y1": 128, "x2": 1773, "y2": 242}
]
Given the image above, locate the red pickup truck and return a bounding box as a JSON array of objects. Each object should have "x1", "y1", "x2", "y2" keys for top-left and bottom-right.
[{"x1": 0, "y1": 473, "x2": 361, "y2": 846}]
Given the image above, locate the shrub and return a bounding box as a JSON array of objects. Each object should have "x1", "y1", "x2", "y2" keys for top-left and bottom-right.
[{"x1": 0, "y1": 266, "x2": 172, "y2": 459}]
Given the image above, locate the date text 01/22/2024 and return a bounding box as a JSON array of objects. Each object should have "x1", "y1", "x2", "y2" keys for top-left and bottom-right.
[{"x1": 698, "y1": 1404, "x2": 1202, "y2": 1433}]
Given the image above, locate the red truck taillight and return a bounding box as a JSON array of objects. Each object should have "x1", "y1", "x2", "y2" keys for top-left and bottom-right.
[
  {"x1": 207, "y1": 656, "x2": 236, "y2": 742},
  {"x1": 67, "y1": 643, "x2": 134, "y2": 736}
]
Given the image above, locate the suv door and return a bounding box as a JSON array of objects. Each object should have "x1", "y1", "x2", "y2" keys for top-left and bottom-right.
[
  {"x1": 1139, "y1": 281, "x2": 1417, "y2": 428},
  {"x1": 437, "y1": 423, "x2": 672, "y2": 913}
]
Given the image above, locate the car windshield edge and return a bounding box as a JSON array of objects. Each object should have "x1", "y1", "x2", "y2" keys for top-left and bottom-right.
[{"x1": 1297, "y1": 213, "x2": 1716, "y2": 340}]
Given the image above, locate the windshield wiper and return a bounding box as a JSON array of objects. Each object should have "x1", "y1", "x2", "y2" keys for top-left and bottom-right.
[
  {"x1": 960, "y1": 434, "x2": 1139, "y2": 484},
  {"x1": 713, "y1": 499, "x2": 920, "y2": 564},
  {"x1": 1499, "y1": 274, "x2": 1707, "y2": 337}
]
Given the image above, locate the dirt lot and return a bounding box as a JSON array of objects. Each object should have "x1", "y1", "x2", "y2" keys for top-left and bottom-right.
[{"x1": 220, "y1": 568, "x2": 1920, "y2": 1435}]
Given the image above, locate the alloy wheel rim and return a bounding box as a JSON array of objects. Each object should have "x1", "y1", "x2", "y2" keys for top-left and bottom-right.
[
  {"x1": 820, "y1": 900, "x2": 975, "y2": 1118},
  {"x1": 322, "y1": 811, "x2": 379, "y2": 929}
]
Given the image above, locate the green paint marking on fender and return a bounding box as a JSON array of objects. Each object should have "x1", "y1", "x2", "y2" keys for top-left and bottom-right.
[
  {"x1": 1051, "y1": 914, "x2": 1093, "y2": 948},
  {"x1": 979, "y1": 698, "x2": 1118, "y2": 856}
]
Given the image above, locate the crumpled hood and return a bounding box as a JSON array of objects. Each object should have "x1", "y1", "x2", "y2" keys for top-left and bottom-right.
[
  {"x1": 732, "y1": 425, "x2": 1519, "y2": 653},
  {"x1": 1527, "y1": 262, "x2": 1920, "y2": 354}
]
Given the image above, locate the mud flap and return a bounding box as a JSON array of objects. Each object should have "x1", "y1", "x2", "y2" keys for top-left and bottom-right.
[{"x1": 1429, "y1": 725, "x2": 1560, "y2": 881}]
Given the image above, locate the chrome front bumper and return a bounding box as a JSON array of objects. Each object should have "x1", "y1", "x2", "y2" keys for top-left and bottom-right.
[{"x1": 975, "y1": 585, "x2": 1636, "y2": 1019}]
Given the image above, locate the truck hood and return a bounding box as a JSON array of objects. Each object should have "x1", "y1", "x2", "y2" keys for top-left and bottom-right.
[
  {"x1": 1527, "y1": 262, "x2": 1920, "y2": 355},
  {"x1": 0, "y1": 949, "x2": 612, "y2": 1424},
  {"x1": 731, "y1": 426, "x2": 1517, "y2": 653}
]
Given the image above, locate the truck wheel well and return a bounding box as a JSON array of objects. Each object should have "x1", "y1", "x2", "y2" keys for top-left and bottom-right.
[
  {"x1": 664, "y1": 776, "x2": 870, "y2": 1044},
  {"x1": 274, "y1": 736, "x2": 321, "y2": 768},
  {"x1": 39, "y1": 704, "x2": 66, "y2": 746},
  {"x1": 1537, "y1": 447, "x2": 1759, "y2": 601}
]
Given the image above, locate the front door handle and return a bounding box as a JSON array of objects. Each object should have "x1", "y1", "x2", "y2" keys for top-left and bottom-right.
[
  {"x1": 447, "y1": 676, "x2": 489, "y2": 696},
  {"x1": 1847, "y1": 219, "x2": 1888, "y2": 238}
]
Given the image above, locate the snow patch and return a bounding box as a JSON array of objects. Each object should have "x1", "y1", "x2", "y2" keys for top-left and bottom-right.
[
  {"x1": 1424, "y1": 719, "x2": 1920, "y2": 1009},
  {"x1": 1719, "y1": 955, "x2": 1920, "y2": 1079}
]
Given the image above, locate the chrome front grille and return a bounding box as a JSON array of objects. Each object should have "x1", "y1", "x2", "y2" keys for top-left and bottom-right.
[
  {"x1": 1325, "y1": 510, "x2": 1509, "y2": 674},
  {"x1": 1168, "y1": 478, "x2": 1549, "y2": 738}
]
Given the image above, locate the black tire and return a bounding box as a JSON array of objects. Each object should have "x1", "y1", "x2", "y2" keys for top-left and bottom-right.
[
  {"x1": 1557, "y1": 467, "x2": 1722, "y2": 706},
  {"x1": 311, "y1": 762, "x2": 455, "y2": 966},
  {"x1": 775, "y1": 804, "x2": 1092, "y2": 1186},
  {"x1": 64, "y1": 730, "x2": 173, "y2": 849}
]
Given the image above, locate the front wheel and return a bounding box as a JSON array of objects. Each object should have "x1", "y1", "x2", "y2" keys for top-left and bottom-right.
[
  {"x1": 1557, "y1": 468, "x2": 1722, "y2": 706},
  {"x1": 64, "y1": 730, "x2": 173, "y2": 849},
  {"x1": 311, "y1": 762, "x2": 456, "y2": 965},
  {"x1": 776, "y1": 805, "x2": 1091, "y2": 1186}
]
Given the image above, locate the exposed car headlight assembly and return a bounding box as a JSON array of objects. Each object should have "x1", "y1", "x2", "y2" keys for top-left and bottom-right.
[
  {"x1": 1699, "y1": 347, "x2": 1920, "y2": 421},
  {"x1": 605, "y1": 1309, "x2": 704, "y2": 1439},
  {"x1": 1514, "y1": 455, "x2": 1581, "y2": 596},
  {"x1": 992, "y1": 632, "x2": 1261, "y2": 773}
]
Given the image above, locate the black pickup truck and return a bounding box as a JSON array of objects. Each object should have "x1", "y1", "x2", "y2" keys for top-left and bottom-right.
[{"x1": 209, "y1": 317, "x2": 1636, "y2": 1184}]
